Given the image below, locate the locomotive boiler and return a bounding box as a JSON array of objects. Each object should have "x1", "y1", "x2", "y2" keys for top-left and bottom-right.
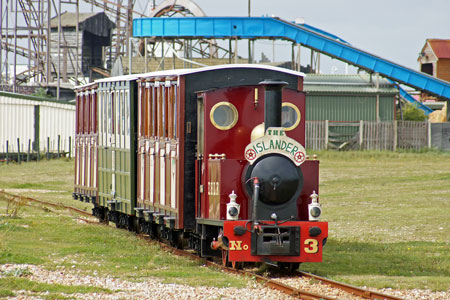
[{"x1": 73, "y1": 65, "x2": 328, "y2": 270}]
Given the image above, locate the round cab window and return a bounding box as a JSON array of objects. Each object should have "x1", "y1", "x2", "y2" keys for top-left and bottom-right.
[
  {"x1": 210, "y1": 102, "x2": 238, "y2": 130},
  {"x1": 281, "y1": 102, "x2": 301, "y2": 131}
]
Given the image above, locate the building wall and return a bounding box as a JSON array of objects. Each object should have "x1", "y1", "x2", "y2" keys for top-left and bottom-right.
[
  {"x1": 50, "y1": 30, "x2": 83, "y2": 78},
  {"x1": 305, "y1": 94, "x2": 395, "y2": 122},
  {"x1": 431, "y1": 123, "x2": 450, "y2": 150},
  {"x1": 0, "y1": 92, "x2": 75, "y2": 155},
  {"x1": 436, "y1": 59, "x2": 450, "y2": 82}
]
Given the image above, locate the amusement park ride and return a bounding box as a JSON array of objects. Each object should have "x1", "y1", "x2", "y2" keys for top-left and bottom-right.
[{"x1": 0, "y1": 0, "x2": 449, "y2": 107}]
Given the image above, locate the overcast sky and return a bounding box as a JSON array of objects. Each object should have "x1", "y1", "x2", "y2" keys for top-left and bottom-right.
[{"x1": 189, "y1": 0, "x2": 450, "y2": 72}]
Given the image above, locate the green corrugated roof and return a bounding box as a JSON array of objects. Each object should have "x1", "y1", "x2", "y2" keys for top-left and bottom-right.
[{"x1": 304, "y1": 74, "x2": 399, "y2": 94}]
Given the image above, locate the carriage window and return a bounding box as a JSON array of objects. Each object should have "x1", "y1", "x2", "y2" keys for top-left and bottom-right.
[
  {"x1": 83, "y1": 93, "x2": 89, "y2": 133},
  {"x1": 98, "y1": 92, "x2": 103, "y2": 146},
  {"x1": 125, "y1": 90, "x2": 130, "y2": 149},
  {"x1": 125, "y1": 91, "x2": 131, "y2": 136},
  {"x1": 151, "y1": 85, "x2": 156, "y2": 136},
  {"x1": 210, "y1": 102, "x2": 238, "y2": 130},
  {"x1": 147, "y1": 83, "x2": 152, "y2": 136},
  {"x1": 167, "y1": 84, "x2": 174, "y2": 139},
  {"x1": 138, "y1": 84, "x2": 143, "y2": 137},
  {"x1": 157, "y1": 84, "x2": 163, "y2": 137},
  {"x1": 174, "y1": 85, "x2": 177, "y2": 138},
  {"x1": 281, "y1": 102, "x2": 301, "y2": 131},
  {"x1": 162, "y1": 86, "x2": 167, "y2": 137},
  {"x1": 121, "y1": 90, "x2": 125, "y2": 148},
  {"x1": 76, "y1": 93, "x2": 81, "y2": 134},
  {"x1": 121, "y1": 91, "x2": 125, "y2": 136},
  {"x1": 93, "y1": 92, "x2": 98, "y2": 134},
  {"x1": 108, "y1": 91, "x2": 113, "y2": 134}
]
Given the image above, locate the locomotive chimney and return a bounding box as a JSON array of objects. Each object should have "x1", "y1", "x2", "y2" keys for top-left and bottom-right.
[{"x1": 259, "y1": 80, "x2": 288, "y2": 132}]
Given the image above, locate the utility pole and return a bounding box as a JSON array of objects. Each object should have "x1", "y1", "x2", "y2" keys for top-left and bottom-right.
[{"x1": 248, "y1": 0, "x2": 251, "y2": 63}]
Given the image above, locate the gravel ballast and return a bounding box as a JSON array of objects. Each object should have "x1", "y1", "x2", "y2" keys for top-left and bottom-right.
[{"x1": 1, "y1": 264, "x2": 448, "y2": 300}]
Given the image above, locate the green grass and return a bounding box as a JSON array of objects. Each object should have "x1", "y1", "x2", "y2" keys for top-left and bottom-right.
[
  {"x1": 0, "y1": 158, "x2": 92, "y2": 212},
  {"x1": 0, "y1": 276, "x2": 112, "y2": 294},
  {"x1": 1, "y1": 153, "x2": 450, "y2": 293},
  {"x1": 0, "y1": 210, "x2": 244, "y2": 288},
  {"x1": 300, "y1": 150, "x2": 450, "y2": 290}
]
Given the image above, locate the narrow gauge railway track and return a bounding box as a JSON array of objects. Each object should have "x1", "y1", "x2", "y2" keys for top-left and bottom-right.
[
  {"x1": 0, "y1": 190, "x2": 92, "y2": 217},
  {"x1": 0, "y1": 190, "x2": 404, "y2": 300},
  {"x1": 147, "y1": 237, "x2": 404, "y2": 300},
  {"x1": 294, "y1": 271, "x2": 403, "y2": 300}
]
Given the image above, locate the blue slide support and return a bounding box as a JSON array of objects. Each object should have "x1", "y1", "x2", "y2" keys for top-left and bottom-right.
[{"x1": 133, "y1": 17, "x2": 450, "y2": 111}]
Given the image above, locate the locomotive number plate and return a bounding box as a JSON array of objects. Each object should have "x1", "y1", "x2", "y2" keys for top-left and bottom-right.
[{"x1": 304, "y1": 239, "x2": 319, "y2": 254}]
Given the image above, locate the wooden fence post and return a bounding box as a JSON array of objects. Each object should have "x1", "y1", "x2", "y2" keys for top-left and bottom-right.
[
  {"x1": 393, "y1": 120, "x2": 398, "y2": 151},
  {"x1": 58, "y1": 135, "x2": 61, "y2": 158},
  {"x1": 47, "y1": 137, "x2": 50, "y2": 160},
  {"x1": 27, "y1": 139, "x2": 31, "y2": 162},
  {"x1": 359, "y1": 120, "x2": 364, "y2": 150},
  {"x1": 69, "y1": 136, "x2": 72, "y2": 159},
  {"x1": 37, "y1": 141, "x2": 40, "y2": 161},
  {"x1": 17, "y1": 138, "x2": 21, "y2": 164},
  {"x1": 6, "y1": 140, "x2": 9, "y2": 164},
  {"x1": 427, "y1": 121, "x2": 432, "y2": 148}
]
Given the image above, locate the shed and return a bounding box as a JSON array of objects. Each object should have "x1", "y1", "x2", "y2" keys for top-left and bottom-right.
[
  {"x1": 303, "y1": 74, "x2": 399, "y2": 148},
  {"x1": 418, "y1": 39, "x2": 450, "y2": 82},
  {"x1": 50, "y1": 12, "x2": 115, "y2": 80},
  {"x1": 0, "y1": 91, "x2": 75, "y2": 159},
  {"x1": 304, "y1": 74, "x2": 398, "y2": 122}
]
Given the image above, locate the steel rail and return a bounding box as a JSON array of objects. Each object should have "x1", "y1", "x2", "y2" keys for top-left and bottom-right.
[
  {"x1": 144, "y1": 237, "x2": 337, "y2": 300},
  {"x1": 297, "y1": 271, "x2": 404, "y2": 300},
  {"x1": 0, "y1": 190, "x2": 92, "y2": 217}
]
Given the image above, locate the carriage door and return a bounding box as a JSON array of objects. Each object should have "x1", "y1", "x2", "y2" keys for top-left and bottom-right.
[
  {"x1": 108, "y1": 89, "x2": 116, "y2": 199},
  {"x1": 196, "y1": 96, "x2": 205, "y2": 218}
]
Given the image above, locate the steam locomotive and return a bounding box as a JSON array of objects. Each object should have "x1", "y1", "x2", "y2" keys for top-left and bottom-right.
[{"x1": 73, "y1": 65, "x2": 328, "y2": 270}]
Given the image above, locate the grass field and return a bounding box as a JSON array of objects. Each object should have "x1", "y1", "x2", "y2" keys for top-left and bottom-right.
[{"x1": 0, "y1": 151, "x2": 449, "y2": 296}]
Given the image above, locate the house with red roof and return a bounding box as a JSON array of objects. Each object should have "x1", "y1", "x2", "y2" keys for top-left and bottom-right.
[{"x1": 418, "y1": 39, "x2": 450, "y2": 83}]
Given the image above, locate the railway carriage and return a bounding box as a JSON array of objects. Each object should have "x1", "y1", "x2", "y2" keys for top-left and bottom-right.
[
  {"x1": 74, "y1": 65, "x2": 328, "y2": 270},
  {"x1": 73, "y1": 83, "x2": 98, "y2": 204},
  {"x1": 96, "y1": 75, "x2": 138, "y2": 226}
]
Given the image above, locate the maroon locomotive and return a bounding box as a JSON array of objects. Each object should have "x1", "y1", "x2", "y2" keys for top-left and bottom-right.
[{"x1": 73, "y1": 65, "x2": 328, "y2": 270}]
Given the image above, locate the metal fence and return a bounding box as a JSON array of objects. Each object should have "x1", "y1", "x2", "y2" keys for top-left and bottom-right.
[{"x1": 305, "y1": 120, "x2": 431, "y2": 151}]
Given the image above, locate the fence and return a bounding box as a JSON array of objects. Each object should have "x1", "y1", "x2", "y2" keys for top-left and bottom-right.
[
  {"x1": 306, "y1": 120, "x2": 431, "y2": 151},
  {"x1": 1, "y1": 135, "x2": 73, "y2": 163}
]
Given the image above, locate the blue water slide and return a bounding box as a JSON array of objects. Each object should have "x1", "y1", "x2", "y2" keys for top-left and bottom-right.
[
  {"x1": 290, "y1": 23, "x2": 434, "y2": 114},
  {"x1": 133, "y1": 17, "x2": 450, "y2": 105}
]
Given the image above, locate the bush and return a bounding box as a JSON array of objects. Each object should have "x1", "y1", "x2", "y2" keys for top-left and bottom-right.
[
  {"x1": 398, "y1": 103, "x2": 427, "y2": 121},
  {"x1": 31, "y1": 88, "x2": 53, "y2": 99}
]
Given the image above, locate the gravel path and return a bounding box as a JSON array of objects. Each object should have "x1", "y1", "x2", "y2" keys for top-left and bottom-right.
[
  {"x1": 0, "y1": 264, "x2": 293, "y2": 300},
  {"x1": 1, "y1": 264, "x2": 449, "y2": 300}
]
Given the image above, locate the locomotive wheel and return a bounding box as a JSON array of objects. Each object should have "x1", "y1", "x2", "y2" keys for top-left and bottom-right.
[
  {"x1": 278, "y1": 262, "x2": 300, "y2": 272},
  {"x1": 221, "y1": 250, "x2": 230, "y2": 267},
  {"x1": 221, "y1": 250, "x2": 242, "y2": 269},
  {"x1": 288, "y1": 263, "x2": 300, "y2": 272},
  {"x1": 231, "y1": 261, "x2": 243, "y2": 270}
]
